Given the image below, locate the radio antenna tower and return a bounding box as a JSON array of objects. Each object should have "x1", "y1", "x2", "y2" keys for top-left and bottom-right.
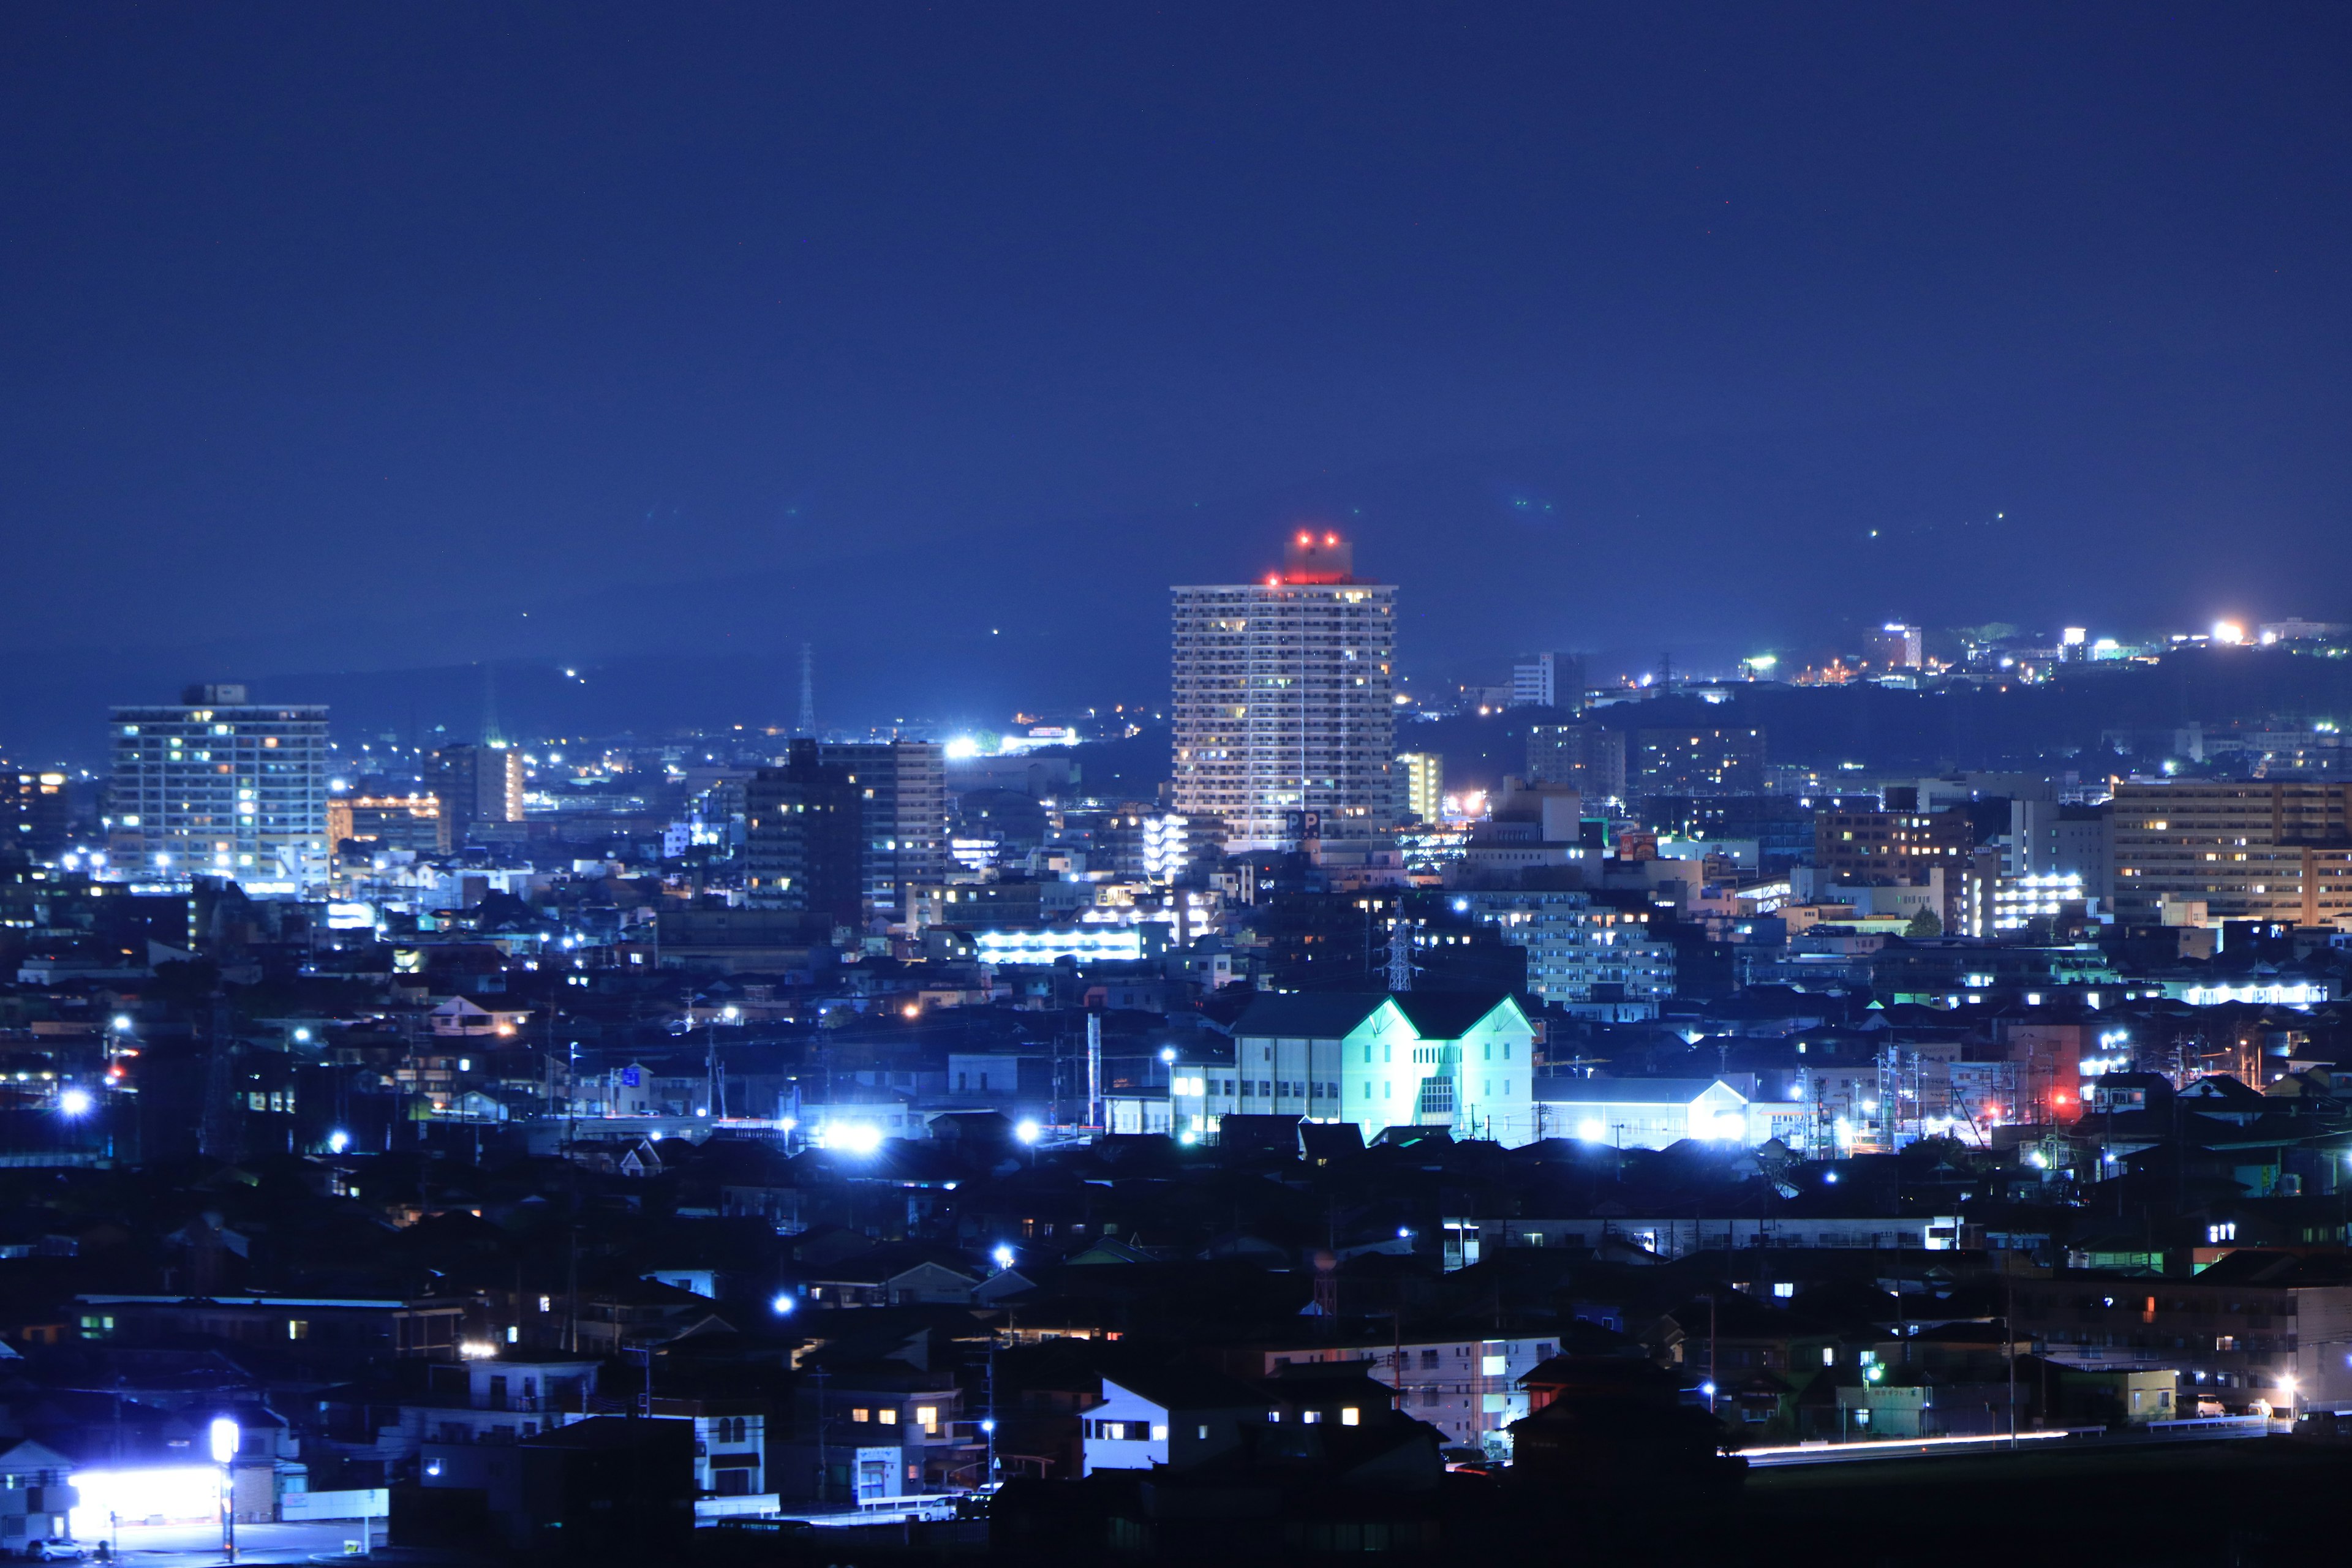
[{"x1": 797, "y1": 643, "x2": 816, "y2": 737}]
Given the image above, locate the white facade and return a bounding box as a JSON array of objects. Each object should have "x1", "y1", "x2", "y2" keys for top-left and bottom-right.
[
  {"x1": 1510, "y1": 652, "x2": 1577, "y2": 710},
  {"x1": 1532, "y1": 1076, "x2": 1753, "y2": 1150},
  {"x1": 1080, "y1": 1381, "x2": 1174, "y2": 1474},
  {"x1": 1172, "y1": 995, "x2": 1540, "y2": 1146},
  {"x1": 1172, "y1": 550, "x2": 1401, "y2": 851}
]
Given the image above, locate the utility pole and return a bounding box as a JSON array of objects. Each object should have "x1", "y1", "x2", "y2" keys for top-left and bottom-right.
[
  {"x1": 2005, "y1": 1262, "x2": 2018, "y2": 1450},
  {"x1": 1085, "y1": 1011, "x2": 1103, "y2": 1133},
  {"x1": 812, "y1": 1366, "x2": 831, "y2": 1507}
]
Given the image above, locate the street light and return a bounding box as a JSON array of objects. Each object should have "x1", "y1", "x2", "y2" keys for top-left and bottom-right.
[
  {"x1": 209, "y1": 1415, "x2": 239, "y2": 1559},
  {"x1": 58, "y1": 1088, "x2": 92, "y2": 1117}
]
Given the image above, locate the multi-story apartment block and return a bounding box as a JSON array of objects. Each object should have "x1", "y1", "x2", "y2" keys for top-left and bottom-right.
[
  {"x1": 1396, "y1": 751, "x2": 1444, "y2": 825},
  {"x1": 1526, "y1": 722, "x2": 1627, "y2": 801},
  {"x1": 1453, "y1": 889, "x2": 1675, "y2": 1006},
  {"x1": 1634, "y1": 725, "x2": 1765, "y2": 797},
  {"x1": 106, "y1": 684, "x2": 329, "y2": 895},
  {"x1": 431, "y1": 742, "x2": 524, "y2": 845},
  {"x1": 2109, "y1": 779, "x2": 2352, "y2": 926},
  {"x1": 820, "y1": 739, "x2": 948, "y2": 927},
  {"x1": 1814, "y1": 806, "x2": 1976, "y2": 885},
  {"x1": 1172, "y1": 532, "x2": 1401, "y2": 852},
  {"x1": 745, "y1": 740, "x2": 864, "y2": 925}
]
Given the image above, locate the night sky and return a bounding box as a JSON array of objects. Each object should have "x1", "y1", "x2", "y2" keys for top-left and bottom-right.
[{"x1": 4, "y1": 4, "x2": 2349, "y2": 756}]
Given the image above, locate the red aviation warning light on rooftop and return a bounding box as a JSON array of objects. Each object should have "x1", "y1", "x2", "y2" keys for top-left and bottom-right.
[{"x1": 1275, "y1": 528, "x2": 1356, "y2": 584}]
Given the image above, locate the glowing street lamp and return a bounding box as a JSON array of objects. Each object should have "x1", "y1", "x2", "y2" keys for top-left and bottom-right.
[{"x1": 209, "y1": 1415, "x2": 239, "y2": 1558}]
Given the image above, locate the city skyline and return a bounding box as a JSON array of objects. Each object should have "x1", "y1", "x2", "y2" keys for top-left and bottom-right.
[{"x1": 4, "y1": 6, "x2": 2351, "y2": 759}]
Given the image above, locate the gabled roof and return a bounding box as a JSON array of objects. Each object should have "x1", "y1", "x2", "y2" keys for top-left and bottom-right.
[
  {"x1": 1231, "y1": 992, "x2": 1522, "y2": 1043},
  {"x1": 1101, "y1": 1364, "x2": 1268, "y2": 1414}
]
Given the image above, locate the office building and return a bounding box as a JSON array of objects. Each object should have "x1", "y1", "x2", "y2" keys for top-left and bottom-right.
[
  {"x1": 1171, "y1": 531, "x2": 1401, "y2": 851},
  {"x1": 432, "y1": 744, "x2": 524, "y2": 845},
  {"x1": 1396, "y1": 752, "x2": 1444, "y2": 825},
  {"x1": 1527, "y1": 723, "x2": 1627, "y2": 801},
  {"x1": 105, "y1": 684, "x2": 330, "y2": 895},
  {"x1": 1868, "y1": 624, "x2": 1924, "y2": 669},
  {"x1": 745, "y1": 739, "x2": 864, "y2": 925},
  {"x1": 820, "y1": 740, "x2": 949, "y2": 926},
  {"x1": 1634, "y1": 725, "x2": 1764, "y2": 797},
  {"x1": 2109, "y1": 780, "x2": 2352, "y2": 926},
  {"x1": 1510, "y1": 651, "x2": 1582, "y2": 711},
  {"x1": 329, "y1": 794, "x2": 450, "y2": 856}
]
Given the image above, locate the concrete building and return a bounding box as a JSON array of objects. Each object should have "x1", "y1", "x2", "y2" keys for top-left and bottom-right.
[
  {"x1": 2109, "y1": 779, "x2": 2352, "y2": 926},
  {"x1": 1452, "y1": 889, "x2": 1675, "y2": 1008},
  {"x1": 1634, "y1": 725, "x2": 1764, "y2": 797},
  {"x1": 331, "y1": 794, "x2": 450, "y2": 856},
  {"x1": 1510, "y1": 652, "x2": 1581, "y2": 711},
  {"x1": 1814, "y1": 806, "x2": 1975, "y2": 926},
  {"x1": 1868, "y1": 624, "x2": 1924, "y2": 669},
  {"x1": 1526, "y1": 722, "x2": 1627, "y2": 801},
  {"x1": 1171, "y1": 992, "x2": 1536, "y2": 1146},
  {"x1": 1530, "y1": 1076, "x2": 1762, "y2": 1150},
  {"x1": 432, "y1": 742, "x2": 524, "y2": 845},
  {"x1": 1397, "y1": 751, "x2": 1444, "y2": 825},
  {"x1": 106, "y1": 684, "x2": 330, "y2": 895},
  {"x1": 1172, "y1": 532, "x2": 1402, "y2": 851},
  {"x1": 2011, "y1": 797, "x2": 2111, "y2": 899},
  {"x1": 744, "y1": 739, "x2": 865, "y2": 925},
  {"x1": 821, "y1": 739, "x2": 949, "y2": 927},
  {"x1": 6, "y1": 769, "x2": 69, "y2": 858}
]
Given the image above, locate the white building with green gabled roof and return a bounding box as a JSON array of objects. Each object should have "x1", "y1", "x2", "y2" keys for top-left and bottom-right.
[{"x1": 1170, "y1": 991, "x2": 1537, "y2": 1147}]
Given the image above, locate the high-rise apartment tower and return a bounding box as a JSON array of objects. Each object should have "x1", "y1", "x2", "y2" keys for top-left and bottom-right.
[{"x1": 1172, "y1": 532, "x2": 1401, "y2": 851}]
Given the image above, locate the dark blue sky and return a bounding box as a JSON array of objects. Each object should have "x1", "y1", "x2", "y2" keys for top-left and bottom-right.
[{"x1": 4, "y1": 4, "x2": 2349, "y2": 755}]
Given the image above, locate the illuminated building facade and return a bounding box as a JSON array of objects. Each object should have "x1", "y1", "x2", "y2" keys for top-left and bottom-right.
[
  {"x1": 1172, "y1": 532, "x2": 1401, "y2": 852},
  {"x1": 105, "y1": 684, "x2": 329, "y2": 895},
  {"x1": 2110, "y1": 779, "x2": 2352, "y2": 926},
  {"x1": 1396, "y1": 752, "x2": 1443, "y2": 825}
]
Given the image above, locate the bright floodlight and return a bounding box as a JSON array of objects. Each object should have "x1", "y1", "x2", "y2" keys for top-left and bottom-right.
[
  {"x1": 771, "y1": 1292, "x2": 797, "y2": 1316},
  {"x1": 111, "y1": 1014, "x2": 133, "y2": 1032},
  {"x1": 1015, "y1": 1119, "x2": 1041, "y2": 1144},
  {"x1": 828, "y1": 1123, "x2": 883, "y2": 1155},
  {"x1": 992, "y1": 1245, "x2": 1015, "y2": 1271},
  {"x1": 292, "y1": 1027, "x2": 312, "y2": 1044},
  {"x1": 209, "y1": 1415, "x2": 239, "y2": 1465},
  {"x1": 979, "y1": 1418, "x2": 997, "y2": 1434},
  {"x1": 58, "y1": 1088, "x2": 92, "y2": 1117},
  {"x1": 326, "y1": 1130, "x2": 351, "y2": 1155},
  {"x1": 721, "y1": 1005, "x2": 740, "y2": 1021},
  {"x1": 944, "y1": 736, "x2": 982, "y2": 761}
]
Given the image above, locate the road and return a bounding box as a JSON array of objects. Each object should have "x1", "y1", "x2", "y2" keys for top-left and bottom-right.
[{"x1": 68, "y1": 1519, "x2": 382, "y2": 1566}]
